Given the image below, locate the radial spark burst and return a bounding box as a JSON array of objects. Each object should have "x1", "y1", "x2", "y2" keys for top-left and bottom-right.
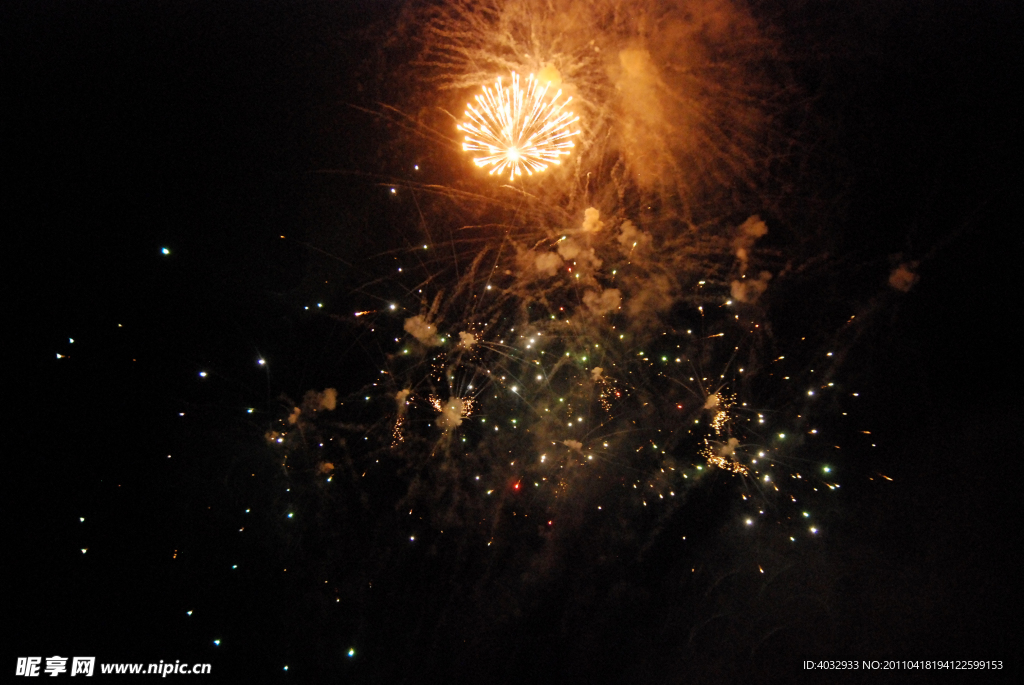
[{"x1": 457, "y1": 73, "x2": 580, "y2": 180}]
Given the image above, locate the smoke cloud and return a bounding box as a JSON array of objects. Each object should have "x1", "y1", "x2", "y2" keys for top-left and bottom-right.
[
  {"x1": 889, "y1": 262, "x2": 919, "y2": 292},
  {"x1": 583, "y1": 288, "x2": 622, "y2": 315},
  {"x1": 733, "y1": 215, "x2": 768, "y2": 274},
  {"x1": 436, "y1": 397, "x2": 468, "y2": 432},
  {"x1": 731, "y1": 270, "x2": 772, "y2": 303},
  {"x1": 404, "y1": 315, "x2": 440, "y2": 346}
]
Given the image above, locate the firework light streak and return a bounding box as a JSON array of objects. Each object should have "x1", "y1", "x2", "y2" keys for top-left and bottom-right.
[{"x1": 457, "y1": 72, "x2": 580, "y2": 180}]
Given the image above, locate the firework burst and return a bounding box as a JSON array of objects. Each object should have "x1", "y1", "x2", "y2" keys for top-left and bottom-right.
[
  {"x1": 270, "y1": 0, "x2": 859, "y2": 619},
  {"x1": 457, "y1": 72, "x2": 581, "y2": 180}
]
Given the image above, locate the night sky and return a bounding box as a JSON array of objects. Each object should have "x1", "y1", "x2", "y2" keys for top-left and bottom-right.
[{"x1": 8, "y1": 0, "x2": 1021, "y2": 682}]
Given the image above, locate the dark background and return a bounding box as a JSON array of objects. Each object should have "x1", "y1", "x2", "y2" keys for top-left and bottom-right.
[{"x1": 7, "y1": 0, "x2": 1021, "y2": 682}]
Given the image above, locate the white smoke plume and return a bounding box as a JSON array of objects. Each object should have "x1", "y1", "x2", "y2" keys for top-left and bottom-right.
[
  {"x1": 617, "y1": 220, "x2": 652, "y2": 256},
  {"x1": 732, "y1": 215, "x2": 768, "y2": 274},
  {"x1": 308, "y1": 387, "x2": 337, "y2": 411},
  {"x1": 581, "y1": 207, "x2": 604, "y2": 232},
  {"x1": 731, "y1": 270, "x2": 772, "y2": 303},
  {"x1": 533, "y1": 252, "x2": 564, "y2": 277},
  {"x1": 288, "y1": 388, "x2": 339, "y2": 425},
  {"x1": 404, "y1": 315, "x2": 439, "y2": 346},
  {"x1": 583, "y1": 288, "x2": 622, "y2": 315},
  {"x1": 625, "y1": 273, "x2": 673, "y2": 322},
  {"x1": 436, "y1": 397, "x2": 468, "y2": 432},
  {"x1": 719, "y1": 437, "x2": 740, "y2": 457},
  {"x1": 395, "y1": 388, "x2": 412, "y2": 415}
]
